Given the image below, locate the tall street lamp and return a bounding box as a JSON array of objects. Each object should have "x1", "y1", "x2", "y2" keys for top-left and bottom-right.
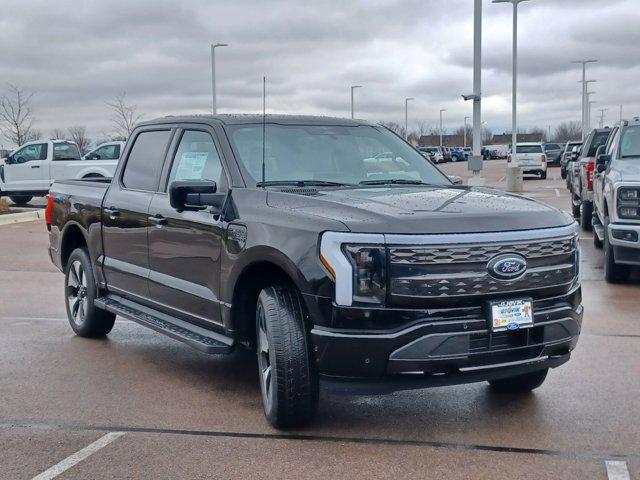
[
  {"x1": 211, "y1": 43, "x2": 228, "y2": 115},
  {"x1": 464, "y1": 116, "x2": 470, "y2": 148},
  {"x1": 350, "y1": 86, "x2": 362, "y2": 119},
  {"x1": 404, "y1": 98, "x2": 414, "y2": 140},
  {"x1": 572, "y1": 59, "x2": 598, "y2": 139},
  {"x1": 439, "y1": 109, "x2": 447, "y2": 148},
  {"x1": 493, "y1": 0, "x2": 531, "y2": 154},
  {"x1": 588, "y1": 100, "x2": 596, "y2": 131},
  {"x1": 585, "y1": 90, "x2": 596, "y2": 130},
  {"x1": 598, "y1": 108, "x2": 608, "y2": 129}
]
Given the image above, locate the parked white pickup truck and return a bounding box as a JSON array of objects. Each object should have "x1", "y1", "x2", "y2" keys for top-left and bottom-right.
[{"x1": 0, "y1": 139, "x2": 117, "y2": 205}]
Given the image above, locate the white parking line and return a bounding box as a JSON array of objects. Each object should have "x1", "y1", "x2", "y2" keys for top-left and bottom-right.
[
  {"x1": 31, "y1": 432, "x2": 125, "y2": 480},
  {"x1": 555, "y1": 188, "x2": 561, "y2": 197},
  {"x1": 605, "y1": 460, "x2": 630, "y2": 480}
]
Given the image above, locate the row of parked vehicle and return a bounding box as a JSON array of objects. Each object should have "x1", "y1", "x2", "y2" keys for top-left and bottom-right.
[
  {"x1": 564, "y1": 121, "x2": 640, "y2": 283},
  {"x1": 418, "y1": 146, "x2": 472, "y2": 164},
  {"x1": 0, "y1": 139, "x2": 124, "y2": 205}
]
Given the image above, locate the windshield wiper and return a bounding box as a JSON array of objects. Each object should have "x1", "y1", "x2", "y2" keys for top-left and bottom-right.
[
  {"x1": 256, "y1": 180, "x2": 356, "y2": 187},
  {"x1": 359, "y1": 179, "x2": 442, "y2": 186}
]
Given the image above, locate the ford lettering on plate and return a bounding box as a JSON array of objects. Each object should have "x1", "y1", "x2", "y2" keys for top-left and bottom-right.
[{"x1": 490, "y1": 299, "x2": 534, "y2": 332}]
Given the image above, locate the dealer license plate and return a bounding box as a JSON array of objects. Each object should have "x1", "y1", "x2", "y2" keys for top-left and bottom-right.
[{"x1": 490, "y1": 299, "x2": 534, "y2": 332}]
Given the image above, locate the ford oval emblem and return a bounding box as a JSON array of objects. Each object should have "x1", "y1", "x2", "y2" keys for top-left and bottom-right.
[
  {"x1": 507, "y1": 322, "x2": 520, "y2": 330},
  {"x1": 488, "y1": 254, "x2": 528, "y2": 280}
]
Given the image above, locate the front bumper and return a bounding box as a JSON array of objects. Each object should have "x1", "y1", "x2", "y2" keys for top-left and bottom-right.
[
  {"x1": 608, "y1": 223, "x2": 640, "y2": 264},
  {"x1": 311, "y1": 289, "x2": 582, "y2": 383}
]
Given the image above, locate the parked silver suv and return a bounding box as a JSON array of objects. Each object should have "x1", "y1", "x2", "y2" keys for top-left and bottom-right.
[{"x1": 593, "y1": 119, "x2": 640, "y2": 282}]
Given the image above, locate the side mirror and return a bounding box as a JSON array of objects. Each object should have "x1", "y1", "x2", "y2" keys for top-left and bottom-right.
[
  {"x1": 448, "y1": 175, "x2": 463, "y2": 185},
  {"x1": 4, "y1": 155, "x2": 13, "y2": 165},
  {"x1": 169, "y1": 180, "x2": 224, "y2": 213},
  {"x1": 596, "y1": 153, "x2": 611, "y2": 173}
]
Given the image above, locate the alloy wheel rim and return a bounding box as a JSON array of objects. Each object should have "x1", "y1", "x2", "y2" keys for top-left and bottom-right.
[
  {"x1": 67, "y1": 260, "x2": 88, "y2": 327},
  {"x1": 256, "y1": 304, "x2": 273, "y2": 412}
]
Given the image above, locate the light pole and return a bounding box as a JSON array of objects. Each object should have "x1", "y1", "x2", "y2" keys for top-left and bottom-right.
[
  {"x1": 350, "y1": 85, "x2": 362, "y2": 119},
  {"x1": 598, "y1": 108, "x2": 608, "y2": 128},
  {"x1": 404, "y1": 98, "x2": 414, "y2": 140},
  {"x1": 585, "y1": 90, "x2": 595, "y2": 130},
  {"x1": 464, "y1": 116, "x2": 470, "y2": 148},
  {"x1": 493, "y1": 0, "x2": 531, "y2": 157},
  {"x1": 211, "y1": 43, "x2": 228, "y2": 114},
  {"x1": 439, "y1": 109, "x2": 447, "y2": 148},
  {"x1": 572, "y1": 59, "x2": 597, "y2": 139},
  {"x1": 620, "y1": 104, "x2": 623, "y2": 122}
]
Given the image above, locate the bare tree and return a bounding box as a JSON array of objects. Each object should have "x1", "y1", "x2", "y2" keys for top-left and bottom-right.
[
  {"x1": 553, "y1": 121, "x2": 582, "y2": 142},
  {"x1": 106, "y1": 92, "x2": 141, "y2": 139},
  {"x1": 380, "y1": 121, "x2": 406, "y2": 139},
  {"x1": 68, "y1": 126, "x2": 92, "y2": 154},
  {"x1": 0, "y1": 84, "x2": 36, "y2": 146},
  {"x1": 50, "y1": 128, "x2": 67, "y2": 140}
]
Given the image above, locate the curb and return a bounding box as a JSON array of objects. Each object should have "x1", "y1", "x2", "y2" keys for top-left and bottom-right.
[{"x1": 0, "y1": 210, "x2": 44, "y2": 226}]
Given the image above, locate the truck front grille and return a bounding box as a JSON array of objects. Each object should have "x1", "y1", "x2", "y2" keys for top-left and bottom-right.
[{"x1": 388, "y1": 235, "x2": 578, "y2": 305}]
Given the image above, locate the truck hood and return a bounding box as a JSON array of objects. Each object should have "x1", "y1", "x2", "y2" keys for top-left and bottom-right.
[
  {"x1": 266, "y1": 186, "x2": 573, "y2": 234},
  {"x1": 616, "y1": 159, "x2": 640, "y2": 182}
]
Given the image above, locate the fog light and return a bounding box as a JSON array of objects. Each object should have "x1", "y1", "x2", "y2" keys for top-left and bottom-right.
[{"x1": 611, "y1": 229, "x2": 639, "y2": 243}]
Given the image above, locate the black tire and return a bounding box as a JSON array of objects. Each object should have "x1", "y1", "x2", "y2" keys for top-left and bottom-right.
[
  {"x1": 256, "y1": 285, "x2": 318, "y2": 428},
  {"x1": 540, "y1": 170, "x2": 547, "y2": 180},
  {"x1": 64, "y1": 248, "x2": 115, "y2": 337},
  {"x1": 561, "y1": 166, "x2": 566, "y2": 179},
  {"x1": 571, "y1": 199, "x2": 581, "y2": 218},
  {"x1": 603, "y1": 217, "x2": 629, "y2": 283},
  {"x1": 9, "y1": 195, "x2": 32, "y2": 205},
  {"x1": 580, "y1": 201, "x2": 593, "y2": 232},
  {"x1": 488, "y1": 369, "x2": 548, "y2": 393}
]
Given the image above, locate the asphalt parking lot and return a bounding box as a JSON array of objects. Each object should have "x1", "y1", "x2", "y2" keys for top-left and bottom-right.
[{"x1": 0, "y1": 162, "x2": 638, "y2": 479}]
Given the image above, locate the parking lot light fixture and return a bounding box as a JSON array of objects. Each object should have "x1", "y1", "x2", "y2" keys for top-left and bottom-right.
[
  {"x1": 439, "y1": 109, "x2": 447, "y2": 148},
  {"x1": 211, "y1": 43, "x2": 229, "y2": 115},
  {"x1": 572, "y1": 59, "x2": 598, "y2": 139},
  {"x1": 599, "y1": 108, "x2": 608, "y2": 129},
  {"x1": 404, "y1": 98, "x2": 414, "y2": 140},
  {"x1": 492, "y1": 0, "x2": 531, "y2": 163},
  {"x1": 350, "y1": 85, "x2": 362, "y2": 119}
]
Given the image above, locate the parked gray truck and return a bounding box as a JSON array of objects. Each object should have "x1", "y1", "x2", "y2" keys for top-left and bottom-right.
[
  {"x1": 593, "y1": 119, "x2": 640, "y2": 282},
  {"x1": 46, "y1": 115, "x2": 583, "y2": 428}
]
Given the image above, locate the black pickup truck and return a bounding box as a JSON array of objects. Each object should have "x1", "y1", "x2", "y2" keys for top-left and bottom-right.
[{"x1": 47, "y1": 115, "x2": 583, "y2": 428}]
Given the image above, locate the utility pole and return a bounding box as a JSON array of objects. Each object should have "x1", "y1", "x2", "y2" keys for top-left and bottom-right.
[
  {"x1": 211, "y1": 43, "x2": 228, "y2": 114},
  {"x1": 620, "y1": 104, "x2": 623, "y2": 122},
  {"x1": 350, "y1": 85, "x2": 362, "y2": 119},
  {"x1": 598, "y1": 108, "x2": 608, "y2": 128},
  {"x1": 572, "y1": 59, "x2": 597, "y2": 140},
  {"x1": 464, "y1": 116, "x2": 470, "y2": 148},
  {"x1": 439, "y1": 109, "x2": 447, "y2": 148},
  {"x1": 404, "y1": 98, "x2": 414, "y2": 141}
]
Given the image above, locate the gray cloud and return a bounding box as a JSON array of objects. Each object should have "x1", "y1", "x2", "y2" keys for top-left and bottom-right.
[{"x1": 0, "y1": 0, "x2": 638, "y2": 146}]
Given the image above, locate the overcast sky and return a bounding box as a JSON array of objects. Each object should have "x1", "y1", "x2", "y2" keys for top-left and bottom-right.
[{"x1": 1, "y1": 0, "x2": 639, "y2": 146}]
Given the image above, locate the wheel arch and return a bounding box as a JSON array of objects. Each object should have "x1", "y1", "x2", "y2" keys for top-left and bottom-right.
[{"x1": 60, "y1": 221, "x2": 89, "y2": 270}]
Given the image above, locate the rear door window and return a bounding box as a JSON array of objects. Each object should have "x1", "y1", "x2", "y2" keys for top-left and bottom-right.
[{"x1": 122, "y1": 130, "x2": 172, "y2": 191}]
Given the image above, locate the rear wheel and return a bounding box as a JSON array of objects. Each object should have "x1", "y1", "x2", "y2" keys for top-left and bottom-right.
[
  {"x1": 561, "y1": 166, "x2": 567, "y2": 179},
  {"x1": 8, "y1": 195, "x2": 32, "y2": 205},
  {"x1": 571, "y1": 199, "x2": 581, "y2": 218},
  {"x1": 256, "y1": 285, "x2": 318, "y2": 428},
  {"x1": 603, "y1": 217, "x2": 629, "y2": 283},
  {"x1": 64, "y1": 248, "x2": 115, "y2": 337},
  {"x1": 580, "y1": 201, "x2": 593, "y2": 231},
  {"x1": 540, "y1": 170, "x2": 547, "y2": 180},
  {"x1": 488, "y1": 369, "x2": 548, "y2": 393}
]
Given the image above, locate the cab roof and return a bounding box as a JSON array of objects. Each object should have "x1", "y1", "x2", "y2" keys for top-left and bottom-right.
[{"x1": 138, "y1": 114, "x2": 377, "y2": 128}]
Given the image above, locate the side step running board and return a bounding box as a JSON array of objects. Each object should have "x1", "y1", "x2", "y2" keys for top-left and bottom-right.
[
  {"x1": 95, "y1": 295, "x2": 234, "y2": 354},
  {"x1": 593, "y1": 222, "x2": 605, "y2": 242}
]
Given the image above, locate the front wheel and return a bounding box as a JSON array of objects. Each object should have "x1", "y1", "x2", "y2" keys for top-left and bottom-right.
[
  {"x1": 580, "y1": 201, "x2": 593, "y2": 231},
  {"x1": 64, "y1": 248, "x2": 115, "y2": 337},
  {"x1": 561, "y1": 167, "x2": 567, "y2": 179},
  {"x1": 604, "y1": 217, "x2": 629, "y2": 283},
  {"x1": 9, "y1": 195, "x2": 32, "y2": 205},
  {"x1": 540, "y1": 170, "x2": 547, "y2": 180},
  {"x1": 256, "y1": 285, "x2": 318, "y2": 429},
  {"x1": 571, "y1": 199, "x2": 581, "y2": 218},
  {"x1": 488, "y1": 369, "x2": 548, "y2": 393}
]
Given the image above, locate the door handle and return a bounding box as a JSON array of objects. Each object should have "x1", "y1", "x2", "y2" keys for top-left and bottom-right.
[
  {"x1": 31, "y1": 165, "x2": 40, "y2": 169},
  {"x1": 104, "y1": 207, "x2": 120, "y2": 219},
  {"x1": 148, "y1": 214, "x2": 167, "y2": 227}
]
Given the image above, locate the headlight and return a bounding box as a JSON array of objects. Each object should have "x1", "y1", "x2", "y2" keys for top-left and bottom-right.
[
  {"x1": 617, "y1": 187, "x2": 640, "y2": 219},
  {"x1": 343, "y1": 245, "x2": 387, "y2": 305}
]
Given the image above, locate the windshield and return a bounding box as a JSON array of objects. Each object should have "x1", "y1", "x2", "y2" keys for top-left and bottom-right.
[
  {"x1": 620, "y1": 125, "x2": 640, "y2": 158},
  {"x1": 228, "y1": 124, "x2": 450, "y2": 186},
  {"x1": 516, "y1": 145, "x2": 543, "y2": 154}
]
